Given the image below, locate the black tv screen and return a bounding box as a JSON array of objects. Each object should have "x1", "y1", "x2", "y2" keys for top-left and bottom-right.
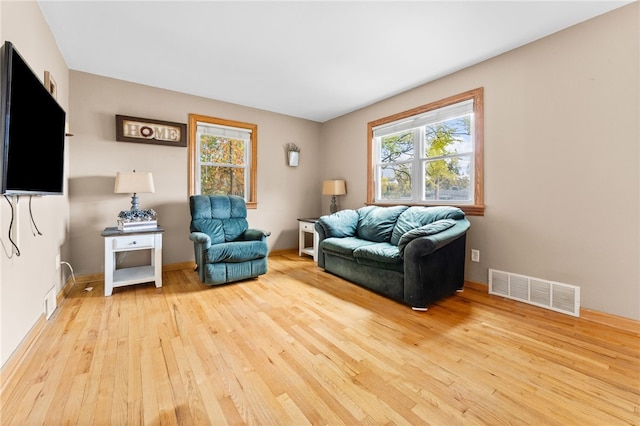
[{"x1": 0, "y1": 41, "x2": 66, "y2": 195}]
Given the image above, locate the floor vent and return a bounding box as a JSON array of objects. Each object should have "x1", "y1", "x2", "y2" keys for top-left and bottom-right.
[{"x1": 488, "y1": 269, "x2": 580, "y2": 317}]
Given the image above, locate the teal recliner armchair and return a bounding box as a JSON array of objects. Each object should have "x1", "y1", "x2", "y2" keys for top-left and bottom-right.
[{"x1": 189, "y1": 195, "x2": 270, "y2": 285}]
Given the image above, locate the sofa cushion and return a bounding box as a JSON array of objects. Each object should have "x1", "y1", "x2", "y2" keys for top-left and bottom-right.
[
  {"x1": 390, "y1": 206, "x2": 465, "y2": 245},
  {"x1": 356, "y1": 205, "x2": 409, "y2": 243},
  {"x1": 353, "y1": 242, "x2": 401, "y2": 264},
  {"x1": 321, "y1": 236, "x2": 376, "y2": 258},
  {"x1": 317, "y1": 209, "x2": 359, "y2": 238},
  {"x1": 397, "y1": 219, "x2": 457, "y2": 256},
  {"x1": 206, "y1": 240, "x2": 268, "y2": 263}
]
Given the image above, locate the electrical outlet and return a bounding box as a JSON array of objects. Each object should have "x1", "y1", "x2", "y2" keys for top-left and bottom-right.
[{"x1": 471, "y1": 249, "x2": 480, "y2": 262}]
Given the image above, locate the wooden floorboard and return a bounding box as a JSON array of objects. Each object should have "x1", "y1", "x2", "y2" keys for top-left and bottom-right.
[{"x1": 1, "y1": 252, "x2": 639, "y2": 425}]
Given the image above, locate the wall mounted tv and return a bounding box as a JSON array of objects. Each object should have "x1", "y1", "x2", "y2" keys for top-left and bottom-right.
[{"x1": 0, "y1": 40, "x2": 66, "y2": 195}]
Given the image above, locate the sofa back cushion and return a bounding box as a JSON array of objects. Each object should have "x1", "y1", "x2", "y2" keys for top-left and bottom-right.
[
  {"x1": 190, "y1": 195, "x2": 249, "y2": 244},
  {"x1": 356, "y1": 205, "x2": 408, "y2": 243},
  {"x1": 317, "y1": 209, "x2": 359, "y2": 238},
  {"x1": 390, "y1": 206, "x2": 465, "y2": 245}
]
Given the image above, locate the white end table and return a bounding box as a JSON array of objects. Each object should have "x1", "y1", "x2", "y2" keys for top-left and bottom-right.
[
  {"x1": 101, "y1": 226, "x2": 164, "y2": 296},
  {"x1": 297, "y1": 218, "x2": 319, "y2": 262}
]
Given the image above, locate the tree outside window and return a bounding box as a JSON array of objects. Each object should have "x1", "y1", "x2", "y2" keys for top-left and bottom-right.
[
  {"x1": 188, "y1": 114, "x2": 258, "y2": 208},
  {"x1": 368, "y1": 88, "x2": 484, "y2": 216}
]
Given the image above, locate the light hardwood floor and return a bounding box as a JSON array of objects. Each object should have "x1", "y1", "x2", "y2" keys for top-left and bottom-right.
[{"x1": 1, "y1": 252, "x2": 639, "y2": 425}]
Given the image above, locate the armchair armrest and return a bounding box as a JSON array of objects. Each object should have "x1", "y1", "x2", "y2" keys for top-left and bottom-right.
[
  {"x1": 189, "y1": 231, "x2": 212, "y2": 249},
  {"x1": 243, "y1": 228, "x2": 271, "y2": 241},
  {"x1": 189, "y1": 231, "x2": 212, "y2": 282}
]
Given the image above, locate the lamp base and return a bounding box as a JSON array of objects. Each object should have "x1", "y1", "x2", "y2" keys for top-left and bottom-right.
[
  {"x1": 330, "y1": 196, "x2": 337, "y2": 214},
  {"x1": 130, "y1": 193, "x2": 139, "y2": 211}
]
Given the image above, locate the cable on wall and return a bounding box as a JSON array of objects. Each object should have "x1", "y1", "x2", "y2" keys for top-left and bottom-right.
[
  {"x1": 28, "y1": 195, "x2": 43, "y2": 236},
  {"x1": 3, "y1": 195, "x2": 20, "y2": 257},
  {"x1": 60, "y1": 261, "x2": 76, "y2": 287}
]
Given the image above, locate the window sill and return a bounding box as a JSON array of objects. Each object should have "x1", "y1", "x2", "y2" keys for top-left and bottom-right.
[{"x1": 366, "y1": 202, "x2": 484, "y2": 216}]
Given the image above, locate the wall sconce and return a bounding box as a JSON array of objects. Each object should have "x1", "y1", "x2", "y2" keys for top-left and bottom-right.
[
  {"x1": 322, "y1": 179, "x2": 347, "y2": 214},
  {"x1": 286, "y1": 143, "x2": 300, "y2": 167},
  {"x1": 114, "y1": 171, "x2": 155, "y2": 211}
]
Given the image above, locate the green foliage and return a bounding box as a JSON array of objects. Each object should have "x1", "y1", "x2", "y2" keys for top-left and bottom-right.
[
  {"x1": 199, "y1": 135, "x2": 245, "y2": 196},
  {"x1": 381, "y1": 132, "x2": 414, "y2": 163},
  {"x1": 380, "y1": 116, "x2": 471, "y2": 201}
]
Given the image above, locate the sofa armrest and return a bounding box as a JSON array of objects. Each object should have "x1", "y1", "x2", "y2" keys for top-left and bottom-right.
[
  {"x1": 404, "y1": 233, "x2": 466, "y2": 308},
  {"x1": 403, "y1": 220, "x2": 470, "y2": 308},
  {"x1": 243, "y1": 228, "x2": 271, "y2": 241},
  {"x1": 402, "y1": 220, "x2": 469, "y2": 256},
  {"x1": 397, "y1": 219, "x2": 468, "y2": 256},
  {"x1": 315, "y1": 209, "x2": 359, "y2": 268},
  {"x1": 314, "y1": 221, "x2": 328, "y2": 268},
  {"x1": 404, "y1": 219, "x2": 470, "y2": 308}
]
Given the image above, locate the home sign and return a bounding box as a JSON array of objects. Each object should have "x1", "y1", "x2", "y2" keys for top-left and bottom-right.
[{"x1": 116, "y1": 115, "x2": 187, "y2": 147}]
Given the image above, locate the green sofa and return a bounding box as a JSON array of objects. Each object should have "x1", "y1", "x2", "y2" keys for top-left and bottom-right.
[{"x1": 315, "y1": 205, "x2": 470, "y2": 310}]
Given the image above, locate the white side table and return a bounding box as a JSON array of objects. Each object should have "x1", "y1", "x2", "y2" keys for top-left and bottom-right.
[
  {"x1": 298, "y1": 218, "x2": 319, "y2": 262},
  {"x1": 101, "y1": 226, "x2": 164, "y2": 296}
]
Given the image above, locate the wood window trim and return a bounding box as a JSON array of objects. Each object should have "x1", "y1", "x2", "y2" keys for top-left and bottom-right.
[
  {"x1": 188, "y1": 113, "x2": 258, "y2": 209},
  {"x1": 366, "y1": 87, "x2": 485, "y2": 216}
]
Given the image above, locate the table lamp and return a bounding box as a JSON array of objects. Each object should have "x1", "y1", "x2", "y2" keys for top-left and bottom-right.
[
  {"x1": 322, "y1": 179, "x2": 346, "y2": 214},
  {"x1": 114, "y1": 171, "x2": 155, "y2": 212}
]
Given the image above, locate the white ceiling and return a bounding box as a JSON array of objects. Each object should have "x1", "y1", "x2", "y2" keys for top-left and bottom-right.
[{"x1": 38, "y1": 1, "x2": 633, "y2": 123}]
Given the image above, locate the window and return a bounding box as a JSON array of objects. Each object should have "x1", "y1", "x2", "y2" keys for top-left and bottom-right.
[
  {"x1": 367, "y1": 88, "x2": 484, "y2": 215},
  {"x1": 188, "y1": 114, "x2": 258, "y2": 208}
]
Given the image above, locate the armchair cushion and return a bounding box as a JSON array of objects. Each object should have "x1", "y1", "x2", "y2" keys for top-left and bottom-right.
[
  {"x1": 206, "y1": 240, "x2": 269, "y2": 263},
  {"x1": 242, "y1": 229, "x2": 271, "y2": 240},
  {"x1": 190, "y1": 195, "x2": 249, "y2": 242}
]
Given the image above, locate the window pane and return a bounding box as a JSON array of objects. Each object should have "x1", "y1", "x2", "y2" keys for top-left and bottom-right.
[
  {"x1": 199, "y1": 135, "x2": 245, "y2": 165},
  {"x1": 380, "y1": 163, "x2": 412, "y2": 200},
  {"x1": 424, "y1": 116, "x2": 471, "y2": 158},
  {"x1": 380, "y1": 131, "x2": 414, "y2": 163},
  {"x1": 367, "y1": 88, "x2": 483, "y2": 214},
  {"x1": 200, "y1": 165, "x2": 245, "y2": 197},
  {"x1": 423, "y1": 155, "x2": 471, "y2": 202}
]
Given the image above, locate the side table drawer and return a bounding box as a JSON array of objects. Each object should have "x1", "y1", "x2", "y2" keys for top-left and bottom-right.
[
  {"x1": 112, "y1": 234, "x2": 154, "y2": 250},
  {"x1": 300, "y1": 221, "x2": 315, "y2": 232}
]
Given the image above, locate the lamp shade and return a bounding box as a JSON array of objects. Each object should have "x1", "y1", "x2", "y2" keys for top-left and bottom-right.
[
  {"x1": 114, "y1": 172, "x2": 155, "y2": 194},
  {"x1": 322, "y1": 179, "x2": 346, "y2": 196}
]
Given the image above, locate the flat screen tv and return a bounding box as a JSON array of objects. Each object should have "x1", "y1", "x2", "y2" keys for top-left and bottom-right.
[{"x1": 0, "y1": 40, "x2": 66, "y2": 195}]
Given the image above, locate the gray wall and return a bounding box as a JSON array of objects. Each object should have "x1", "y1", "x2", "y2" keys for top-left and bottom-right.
[
  {"x1": 68, "y1": 72, "x2": 322, "y2": 275},
  {"x1": 320, "y1": 4, "x2": 639, "y2": 320},
  {"x1": 0, "y1": 0, "x2": 71, "y2": 365}
]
